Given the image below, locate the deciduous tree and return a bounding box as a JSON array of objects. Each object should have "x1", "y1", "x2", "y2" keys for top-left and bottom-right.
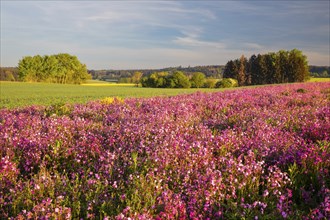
[
  {"x1": 132, "y1": 71, "x2": 143, "y2": 87},
  {"x1": 190, "y1": 72, "x2": 206, "y2": 88},
  {"x1": 18, "y1": 53, "x2": 91, "y2": 84}
]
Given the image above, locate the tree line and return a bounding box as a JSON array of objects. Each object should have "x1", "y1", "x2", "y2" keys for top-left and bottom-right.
[
  {"x1": 140, "y1": 49, "x2": 311, "y2": 89},
  {"x1": 223, "y1": 49, "x2": 310, "y2": 86},
  {"x1": 141, "y1": 71, "x2": 191, "y2": 88},
  {"x1": 309, "y1": 65, "x2": 330, "y2": 78},
  {"x1": 1, "y1": 49, "x2": 326, "y2": 85},
  {"x1": 17, "y1": 53, "x2": 91, "y2": 84},
  {"x1": 141, "y1": 70, "x2": 241, "y2": 88},
  {"x1": 140, "y1": 71, "x2": 228, "y2": 88},
  {"x1": 89, "y1": 65, "x2": 224, "y2": 82}
]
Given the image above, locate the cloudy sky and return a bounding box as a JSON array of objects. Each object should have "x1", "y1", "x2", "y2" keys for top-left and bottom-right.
[{"x1": 1, "y1": 1, "x2": 329, "y2": 69}]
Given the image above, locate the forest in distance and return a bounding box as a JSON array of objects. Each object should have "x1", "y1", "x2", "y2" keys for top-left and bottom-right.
[
  {"x1": 1, "y1": 65, "x2": 329, "y2": 83},
  {"x1": 1, "y1": 49, "x2": 329, "y2": 85},
  {"x1": 140, "y1": 49, "x2": 319, "y2": 88}
]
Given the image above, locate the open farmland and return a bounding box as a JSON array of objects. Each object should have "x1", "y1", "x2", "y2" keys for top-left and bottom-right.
[
  {"x1": 0, "y1": 81, "x2": 221, "y2": 109},
  {"x1": 1, "y1": 79, "x2": 329, "y2": 109},
  {"x1": 308, "y1": 77, "x2": 330, "y2": 82},
  {"x1": 1, "y1": 82, "x2": 330, "y2": 219}
]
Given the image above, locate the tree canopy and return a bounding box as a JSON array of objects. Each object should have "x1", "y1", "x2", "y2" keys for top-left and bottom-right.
[
  {"x1": 132, "y1": 71, "x2": 143, "y2": 87},
  {"x1": 141, "y1": 71, "x2": 201, "y2": 88},
  {"x1": 190, "y1": 72, "x2": 206, "y2": 88},
  {"x1": 18, "y1": 53, "x2": 91, "y2": 84},
  {"x1": 224, "y1": 49, "x2": 310, "y2": 85}
]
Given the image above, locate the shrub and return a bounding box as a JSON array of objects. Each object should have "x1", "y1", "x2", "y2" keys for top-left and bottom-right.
[
  {"x1": 203, "y1": 78, "x2": 218, "y2": 88},
  {"x1": 216, "y1": 78, "x2": 238, "y2": 88}
]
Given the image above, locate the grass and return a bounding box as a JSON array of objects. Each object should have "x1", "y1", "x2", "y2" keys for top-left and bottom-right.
[
  {"x1": 1, "y1": 78, "x2": 329, "y2": 109},
  {"x1": 0, "y1": 81, "x2": 219, "y2": 109},
  {"x1": 81, "y1": 80, "x2": 135, "y2": 86},
  {"x1": 308, "y1": 77, "x2": 330, "y2": 82}
]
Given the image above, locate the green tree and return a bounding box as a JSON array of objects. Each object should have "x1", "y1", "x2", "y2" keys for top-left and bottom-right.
[
  {"x1": 264, "y1": 52, "x2": 278, "y2": 84},
  {"x1": 216, "y1": 78, "x2": 238, "y2": 88},
  {"x1": 223, "y1": 60, "x2": 239, "y2": 79},
  {"x1": 238, "y1": 55, "x2": 246, "y2": 86},
  {"x1": 0, "y1": 67, "x2": 18, "y2": 81},
  {"x1": 34, "y1": 55, "x2": 45, "y2": 81},
  {"x1": 18, "y1": 53, "x2": 90, "y2": 84},
  {"x1": 203, "y1": 78, "x2": 218, "y2": 88},
  {"x1": 170, "y1": 71, "x2": 191, "y2": 88},
  {"x1": 190, "y1": 72, "x2": 206, "y2": 88},
  {"x1": 248, "y1": 54, "x2": 257, "y2": 85},
  {"x1": 277, "y1": 50, "x2": 290, "y2": 83},
  {"x1": 287, "y1": 49, "x2": 309, "y2": 82},
  {"x1": 2, "y1": 71, "x2": 15, "y2": 81},
  {"x1": 251, "y1": 54, "x2": 267, "y2": 85},
  {"x1": 141, "y1": 72, "x2": 168, "y2": 88},
  {"x1": 244, "y1": 49, "x2": 309, "y2": 85},
  {"x1": 132, "y1": 71, "x2": 143, "y2": 87},
  {"x1": 18, "y1": 56, "x2": 34, "y2": 82},
  {"x1": 42, "y1": 55, "x2": 59, "y2": 83},
  {"x1": 155, "y1": 72, "x2": 169, "y2": 88}
]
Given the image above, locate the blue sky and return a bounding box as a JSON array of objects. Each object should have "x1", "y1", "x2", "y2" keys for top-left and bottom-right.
[{"x1": 1, "y1": 1, "x2": 329, "y2": 69}]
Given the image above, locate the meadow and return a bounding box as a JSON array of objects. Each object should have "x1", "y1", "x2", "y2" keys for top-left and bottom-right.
[
  {"x1": 2, "y1": 79, "x2": 329, "y2": 109},
  {"x1": 0, "y1": 81, "x2": 222, "y2": 109},
  {"x1": 1, "y1": 81, "x2": 329, "y2": 219},
  {"x1": 308, "y1": 77, "x2": 330, "y2": 82}
]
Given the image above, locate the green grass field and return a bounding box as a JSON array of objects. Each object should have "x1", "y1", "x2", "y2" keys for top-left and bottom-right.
[
  {"x1": 308, "y1": 77, "x2": 330, "y2": 82},
  {"x1": 1, "y1": 78, "x2": 329, "y2": 109},
  {"x1": 0, "y1": 81, "x2": 220, "y2": 108}
]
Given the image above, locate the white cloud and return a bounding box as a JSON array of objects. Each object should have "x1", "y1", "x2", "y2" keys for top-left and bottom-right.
[
  {"x1": 148, "y1": 4, "x2": 216, "y2": 20},
  {"x1": 86, "y1": 11, "x2": 123, "y2": 22},
  {"x1": 242, "y1": 43, "x2": 264, "y2": 50},
  {"x1": 174, "y1": 36, "x2": 226, "y2": 49},
  {"x1": 1, "y1": 1, "x2": 329, "y2": 69}
]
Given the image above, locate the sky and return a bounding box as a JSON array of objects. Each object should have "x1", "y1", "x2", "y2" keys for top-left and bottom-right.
[{"x1": 1, "y1": 1, "x2": 329, "y2": 70}]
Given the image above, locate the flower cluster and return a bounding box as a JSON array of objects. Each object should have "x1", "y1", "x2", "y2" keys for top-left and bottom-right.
[{"x1": 1, "y1": 82, "x2": 329, "y2": 219}]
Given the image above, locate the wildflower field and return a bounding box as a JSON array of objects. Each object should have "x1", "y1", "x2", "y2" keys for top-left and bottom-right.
[{"x1": 1, "y1": 82, "x2": 330, "y2": 219}]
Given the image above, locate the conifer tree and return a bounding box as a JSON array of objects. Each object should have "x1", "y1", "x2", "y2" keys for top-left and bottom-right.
[{"x1": 238, "y1": 55, "x2": 246, "y2": 86}]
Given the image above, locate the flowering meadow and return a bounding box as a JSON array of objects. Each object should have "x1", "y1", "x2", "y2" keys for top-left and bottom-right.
[{"x1": 1, "y1": 82, "x2": 330, "y2": 219}]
